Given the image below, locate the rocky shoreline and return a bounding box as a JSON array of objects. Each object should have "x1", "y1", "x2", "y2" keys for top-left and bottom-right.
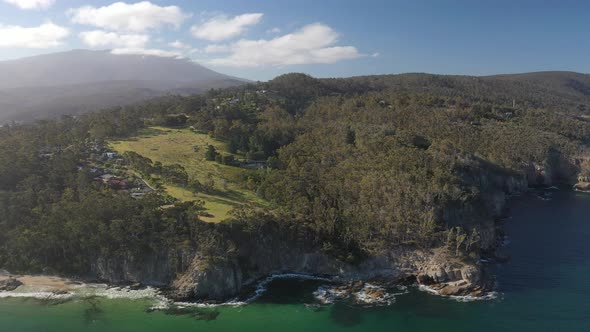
[{"x1": 573, "y1": 182, "x2": 590, "y2": 193}]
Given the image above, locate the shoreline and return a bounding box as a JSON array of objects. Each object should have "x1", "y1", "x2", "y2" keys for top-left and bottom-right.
[
  {"x1": 0, "y1": 270, "x2": 498, "y2": 308},
  {"x1": 0, "y1": 270, "x2": 83, "y2": 291}
]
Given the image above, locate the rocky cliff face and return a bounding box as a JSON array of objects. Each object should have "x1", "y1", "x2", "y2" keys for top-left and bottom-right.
[
  {"x1": 169, "y1": 242, "x2": 487, "y2": 301},
  {"x1": 90, "y1": 251, "x2": 193, "y2": 286},
  {"x1": 84, "y1": 219, "x2": 494, "y2": 301}
]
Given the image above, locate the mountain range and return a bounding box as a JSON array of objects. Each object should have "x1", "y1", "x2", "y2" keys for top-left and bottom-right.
[{"x1": 0, "y1": 50, "x2": 245, "y2": 122}]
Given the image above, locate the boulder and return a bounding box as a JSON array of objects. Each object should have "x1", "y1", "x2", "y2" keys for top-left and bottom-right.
[
  {"x1": 0, "y1": 277, "x2": 23, "y2": 291},
  {"x1": 350, "y1": 280, "x2": 365, "y2": 292},
  {"x1": 171, "y1": 258, "x2": 242, "y2": 302},
  {"x1": 365, "y1": 288, "x2": 385, "y2": 300},
  {"x1": 52, "y1": 288, "x2": 70, "y2": 295}
]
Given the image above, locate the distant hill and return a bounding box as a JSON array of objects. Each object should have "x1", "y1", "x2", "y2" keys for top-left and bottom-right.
[
  {"x1": 262, "y1": 71, "x2": 590, "y2": 115},
  {"x1": 2, "y1": 50, "x2": 589, "y2": 123},
  {"x1": 0, "y1": 50, "x2": 245, "y2": 122}
]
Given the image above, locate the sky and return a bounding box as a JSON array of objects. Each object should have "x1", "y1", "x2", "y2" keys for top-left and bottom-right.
[{"x1": 0, "y1": 0, "x2": 588, "y2": 81}]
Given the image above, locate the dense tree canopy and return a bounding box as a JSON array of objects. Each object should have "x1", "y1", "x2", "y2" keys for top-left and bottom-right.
[{"x1": 2, "y1": 72, "x2": 590, "y2": 273}]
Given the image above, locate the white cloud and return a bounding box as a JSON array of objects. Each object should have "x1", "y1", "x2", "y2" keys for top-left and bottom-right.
[
  {"x1": 68, "y1": 1, "x2": 190, "y2": 33},
  {"x1": 0, "y1": 22, "x2": 69, "y2": 48},
  {"x1": 207, "y1": 23, "x2": 361, "y2": 67},
  {"x1": 2, "y1": 0, "x2": 54, "y2": 10},
  {"x1": 79, "y1": 30, "x2": 149, "y2": 48},
  {"x1": 111, "y1": 47, "x2": 183, "y2": 58},
  {"x1": 204, "y1": 44, "x2": 230, "y2": 53},
  {"x1": 267, "y1": 27, "x2": 281, "y2": 34},
  {"x1": 191, "y1": 13, "x2": 263, "y2": 41},
  {"x1": 371, "y1": 52, "x2": 380, "y2": 57},
  {"x1": 168, "y1": 40, "x2": 189, "y2": 49}
]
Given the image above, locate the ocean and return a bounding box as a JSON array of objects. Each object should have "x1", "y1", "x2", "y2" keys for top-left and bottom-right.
[{"x1": 1, "y1": 190, "x2": 589, "y2": 332}]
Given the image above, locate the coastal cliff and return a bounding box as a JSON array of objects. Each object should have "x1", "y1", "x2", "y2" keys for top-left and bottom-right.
[
  {"x1": 85, "y1": 163, "x2": 537, "y2": 301},
  {"x1": 86, "y1": 218, "x2": 489, "y2": 301},
  {"x1": 69, "y1": 152, "x2": 587, "y2": 302}
]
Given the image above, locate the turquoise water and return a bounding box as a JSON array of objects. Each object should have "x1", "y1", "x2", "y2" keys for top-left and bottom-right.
[{"x1": 2, "y1": 191, "x2": 590, "y2": 331}]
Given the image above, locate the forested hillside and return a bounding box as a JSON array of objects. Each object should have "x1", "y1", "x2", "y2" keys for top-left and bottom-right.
[{"x1": 1, "y1": 71, "x2": 590, "y2": 283}]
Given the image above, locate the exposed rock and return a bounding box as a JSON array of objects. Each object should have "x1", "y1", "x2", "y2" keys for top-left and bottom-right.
[
  {"x1": 313, "y1": 282, "x2": 396, "y2": 306},
  {"x1": 411, "y1": 248, "x2": 489, "y2": 297},
  {"x1": 51, "y1": 288, "x2": 70, "y2": 295},
  {"x1": 460, "y1": 265, "x2": 481, "y2": 284},
  {"x1": 171, "y1": 258, "x2": 242, "y2": 301},
  {"x1": 0, "y1": 277, "x2": 23, "y2": 291},
  {"x1": 364, "y1": 288, "x2": 385, "y2": 300},
  {"x1": 574, "y1": 182, "x2": 590, "y2": 192}
]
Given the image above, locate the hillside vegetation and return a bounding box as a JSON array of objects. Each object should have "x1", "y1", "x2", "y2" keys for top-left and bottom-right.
[{"x1": 1, "y1": 71, "x2": 590, "y2": 275}]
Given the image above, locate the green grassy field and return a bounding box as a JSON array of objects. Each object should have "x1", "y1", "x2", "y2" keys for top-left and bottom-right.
[{"x1": 110, "y1": 126, "x2": 267, "y2": 222}]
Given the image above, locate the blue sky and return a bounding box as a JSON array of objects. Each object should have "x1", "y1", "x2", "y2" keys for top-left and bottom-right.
[{"x1": 0, "y1": 0, "x2": 588, "y2": 80}]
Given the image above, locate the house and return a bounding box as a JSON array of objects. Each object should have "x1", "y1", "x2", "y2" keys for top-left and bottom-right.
[
  {"x1": 242, "y1": 160, "x2": 267, "y2": 170},
  {"x1": 229, "y1": 98, "x2": 240, "y2": 105},
  {"x1": 107, "y1": 179, "x2": 128, "y2": 190},
  {"x1": 99, "y1": 174, "x2": 116, "y2": 183}
]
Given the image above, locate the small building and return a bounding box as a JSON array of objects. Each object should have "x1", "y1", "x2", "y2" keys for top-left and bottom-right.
[
  {"x1": 131, "y1": 192, "x2": 146, "y2": 199},
  {"x1": 103, "y1": 152, "x2": 118, "y2": 159},
  {"x1": 90, "y1": 167, "x2": 104, "y2": 175},
  {"x1": 38, "y1": 153, "x2": 54, "y2": 159}
]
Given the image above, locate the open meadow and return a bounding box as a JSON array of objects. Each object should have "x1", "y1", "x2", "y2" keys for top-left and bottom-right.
[{"x1": 110, "y1": 126, "x2": 267, "y2": 222}]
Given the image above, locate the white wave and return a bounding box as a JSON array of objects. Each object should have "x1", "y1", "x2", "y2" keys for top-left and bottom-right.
[
  {"x1": 157, "y1": 273, "x2": 334, "y2": 310},
  {"x1": 242, "y1": 273, "x2": 333, "y2": 304},
  {"x1": 0, "y1": 291, "x2": 74, "y2": 300},
  {"x1": 313, "y1": 285, "x2": 349, "y2": 304},
  {"x1": 313, "y1": 283, "x2": 407, "y2": 306},
  {"x1": 353, "y1": 284, "x2": 397, "y2": 306},
  {"x1": 417, "y1": 284, "x2": 499, "y2": 302},
  {"x1": 0, "y1": 283, "x2": 165, "y2": 304},
  {"x1": 417, "y1": 284, "x2": 440, "y2": 295},
  {"x1": 170, "y1": 299, "x2": 245, "y2": 308},
  {"x1": 449, "y1": 291, "x2": 498, "y2": 302}
]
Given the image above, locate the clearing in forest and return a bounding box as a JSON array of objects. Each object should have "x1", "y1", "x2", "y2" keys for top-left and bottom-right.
[{"x1": 110, "y1": 126, "x2": 267, "y2": 222}]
